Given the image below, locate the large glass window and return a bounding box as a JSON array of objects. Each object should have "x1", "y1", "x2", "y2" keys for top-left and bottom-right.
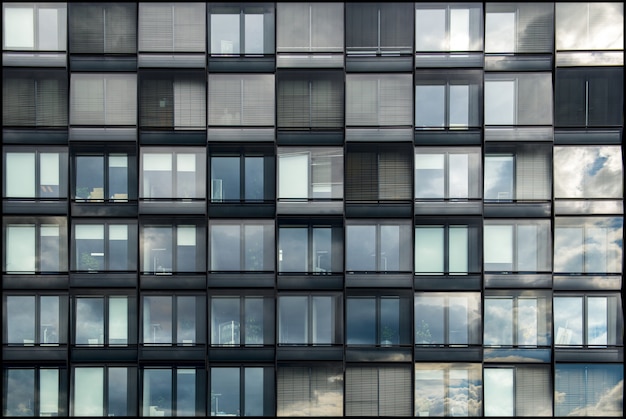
[
  {"x1": 346, "y1": 220, "x2": 413, "y2": 273},
  {"x1": 485, "y1": 3, "x2": 554, "y2": 54},
  {"x1": 484, "y1": 144, "x2": 552, "y2": 201},
  {"x1": 415, "y1": 222, "x2": 481, "y2": 276},
  {"x1": 210, "y1": 296, "x2": 272, "y2": 346},
  {"x1": 3, "y1": 368, "x2": 64, "y2": 417},
  {"x1": 346, "y1": 145, "x2": 413, "y2": 202},
  {"x1": 3, "y1": 148, "x2": 67, "y2": 199},
  {"x1": 278, "y1": 147, "x2": 343, "y2": 200},
  {"x1": 484, "y1": 73, "x2": 552, "y2": 126},
  {"x1": 555, "y1": 67, "x2": 623, "y2": 127},
  {"x1": 3, "y1": 3, "x2": 66, "y2": 51},
  {"x1": 70, "y1": 74, "x2": 137, "y2": 126},
  {"x1": 74, "y1": 296, "x2": 130, "y2": 346},
  {"x1": 277, "y1": 71, "x2": 344, "y2": 130},
  {"x1": 556, "y1": 3, "x2": 624, "y2": 51},
  {"x1": 72, "y1": 366, "x2": 135, "y2": 417},
  {"x1": 210, "y1": 150, "x2": 274, "y2": 203},
  {"x1": 69, "y1": 3, "x2": 136, "y2": 54},
  {"x1": 141, "y1": 222, "x2": 205, "y2": 274},
  {"x1": 208, "y1": 74, "x2": 275, "y2": 127},
  {"x1": 278, "y1": 221, "x2": 343, "y2": 274},
  {"x1": 484, "y1": 366, "x2": 552, "y2": 416},
  {"x1": 554, "y1": 217, "x2": 623, "y2": 274},
  {"x1": 414, "y1": 292, "x2": 481, "y2": 346},
  {"x1": 4, "y1": 294, "x2": 66, "y2": 346},
  {"x1": 483, "y1": 220, "x2": 551, "y2": 273},
  {"x1": 74, "y1": 151, "x2": 134, "y2": 202},
  {"x1": 72, "y1": 222, "x2": 137, "y2": 272},
  {"x1": 277, "y1": 366, "x2": 343, "y2": 417},
  {"x1": 142, "y1": 295, "x2": 204, "y2": 346},
  {"x1": 346, "y1": 366, "x2": 411, "y2": 416},
  {"x1": 346, "y1": 295, "x2": 411, "y2": 346},
  {"x1": 209, "y1": 3, "x2": 274, "y2": 55},
  {"x1": 415, "y1": 3, "x2": 483, "y2": 52},
  {"x1": 278, "y1": 294, "x2": 342, "y2": 345},
  {"x1": 209, "y1": 220, "x2": 274, "y2": 272},
  {"x1": 483, "y1": 292, "x2": 551, "y2": 347},
  {"x1": 555, "y1": 364, "x2": 623, "y2": 416},
  {"x1": 140, "y1": 148, "x2": 206, "y2": 200},
  {"x1": 415, "y1": 70, "x2": 482, "y2": 129},
  {"x1": 3, "y1": 69, "x2": 68, "y2": 127},
  {"x1": 142, "y1": 367, "x2": 200, "y2": 417},
  {"x1": 554, "y1": 146, "x2": 623, "y2": 199},
  {"x1": 276, "y1": 3, "x2": 344, "y2": 52},
  {"x1": 138, "y1": 3, "x2": 205, "y2": 53},
  {"x1": 210, "y1": 367, "x2": 274, "y2": 417},
  {"x1": 346, "y1": 2, "x2": 413, "y2": 54},
  {"x1": 554, "y1": 294, "x2": 623, "y2": 347},
  {"x1": 415, "y1": 148, "x2": 481, "y2": 200},
  {"x1": 3, "y1": 217, "x2": 67, "y2": 274},
  {"x1": 346, "y1": 74, "x2": 413, "y2": 127},
  {"x1": 414, "y1": 363, "x2": 482, "y2": 417}
]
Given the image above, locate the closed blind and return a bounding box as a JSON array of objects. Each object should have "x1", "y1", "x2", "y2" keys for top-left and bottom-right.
[
  {"x1": 3, "y1": 77, "x2": 36, "y2": 125},
  {"x1": 139, "y1": 3, "x2": 205, "y2": 52},
  {"x1": 3, "y1": 71, "x2": 67, "y2": 127},
  {"x1": 209, "y1": 74, "x2": 275, "y2": 126},
  {"x1": 517, "y1": 3, "x2": 553, "y2": 53},
  {"x1": 140, "y1": 78, "x2": 174, "y2": 128},
  {"x1": 277, "y1": 3, "x2": 344, "y2": 51},
  {"x1": 70, "y1": 3, "x2": 136, "y2": 53},
  {"x1": 516, "y1": 366, "x2": 552, "y2": 416},
  {"x1": 346, "y1": 368, "x2": 377, "y2": 416},
  {"x1": 71, "y1": 74, "x2": 136, "y2": 126},
  {"x1": 277, "y1": 367, "x2": 310, "y2": 416},
  {"x1": 379, "y1": 367, "x2": 412, "y2": 416},
  {"x1": 347, "y1": 75, "x2": 412, "y2": 126},
  {"x1": 516, "y1": 145, "x2": 551, "y2": 200},
  {"x1": 346, "y1": 150, "x2": 378, "y2": 201},
  {"x1": 173, "y1": 78, "x2": 206, "y2": 128},
  {"x1": 379, "y1": 150, "x2": 412, "y2": 200}
]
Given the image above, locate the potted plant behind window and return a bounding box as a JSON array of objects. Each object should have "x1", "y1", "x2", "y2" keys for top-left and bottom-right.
[{"x1": 415, "y1": 320, "x2": 432, "y2": 344}]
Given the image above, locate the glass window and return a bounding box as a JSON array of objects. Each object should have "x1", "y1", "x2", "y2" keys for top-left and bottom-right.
[
  {"x1": 415, "y1": 148, "x2": 482, "y2": 200},
  {"x1": 346, "y1": 220, "x2": 413, "y2": 272},
  {"x1": 278, "y1": 222, "x2": 343, "y2": 274},
  {"x1": 5, "y1": 294, "x2": 66, "y2": 346},
  {"x1": 210, "y1": 367, "x2": 274, "y2": 416},
  {"x1": 72, "y1": 366, "x2": 135, "y2": 417},
  {"x1": 346, "y1": 366, "x2": 411, "y2": 416},
  {"x1": 278, "y1": 147, "x2": 343, "y2": 200},
  {"x1": 3, "y1": 368, "x2": 64, "y2": 416},
  {"x1": 142, "y1": 295, "x2": 204, "y2": 346},
  {"x1": 3, "y1": 69, "x2": 68, "y2": 127},
  {"x1": 142, "y1": 367, "x2": 200, "y2": 417},
  {"x1": 485, "y1": 144, "x2": 552, "y2": 201},
  {"x1": 210, "y1": 150, "x2": 274, "y2": 203},
  {"x1": 141, "y1": 222, "x2": 205, "y2": 274},
  {"x1": 346, "y1": 145, "x2": 413, "y2": 202},
  {"x1": 209, "y1": 4, "x2": 274, "y2": 55},
  {"x1": 415, "y1": 70, "x2": 482, "y2": 129},
  {"x1": 483, "y1": 220, "x2": 551, "y2": 273},
  {"x1": 140, "y1": 148, "x2": 206, "y2": 199},
  {"x1": 346, "y1": 74, "x2": 413, "y2": 127},
  {"x1": 278, "y1": 294, "x2": 342, "y2": 345},
  {"x1": 210, "y1": 296, "x2": 272, "y2": 346},
  {"x1": 555, "y1": 364, "x2": 623, "y2": 416},
  {"x1": 483, "y1": 292, "x2": 551, "y2": 347},
  {"x1": 70, "y1": 74, "x2": 137, "y2": 126},
  {"x1": 415, "y1": 3, "x2": 483, "y2": 52},
  {"x1": 138, "y1": 3, "x2": 205, "y2": 52},
  {"x1": 414, "y1": 363, "x2": 482, "y2": 417},
  {"x1": 484, "y1": 366, "x2": 552, "y2": 417},
  {"x1": 277, "y1": 71, "x2": 344, "y2": 129},
  {"x1": 554, "y1": 146, "x2": 623, "y2": 199},
  {"x1": 556, "y1": 3, "x2": 623, "y2": 51},
  {"x1": 346, "y1": 2, "x2": 413, "y2": 54},
  {"x1": 3, "y1": 3, "x2": 66, "y2": 51},
  {"x1": 346, "y1": 295, "x2": 411, "y2": 346},
  {"x1": 73, "y1": 222, "x2": 137, "y2": 272},
  {"x1": 555, "y1": 67, "x2": 623, "y2": 127},
  {"x1": 209, "y1": 220, "x2": 275, "y2": 272},
  {"x1": 485, "y1": 3, "x2": 554, "y2": 54},
  {"x1": 69, "y1": 3, "x2": 136, "y2": 54},
  {"x1": 414, "y1": 292, "x2": 481, "y2": 346},
  {"x1": 277, "y1": 366, "x2": 343, "y2": 417},
  {"x1": 554, "y1": 294, "x2": 623, "y2": 347},
  {"x1": 74, "y1": 296, "x2": 130, "y2": 346},
  {"x1": 4, "y1": 217, "x2": 68, "y2": 274},
  {"x1": 276, "y1": 3, "x2": 344, "y2": 52},
  {"x1": 3, "y1": 149, "x2": 67, "y2": 199},
  {"x1": 74, "y1": 152, "x2": 133, "y2": 202},
  {"x1": 484, "y1": 73, "x2": 553, "y2": 126},
  {"x1": 208, "y1": 74, "x2": 275, "y2": 127},
  {"x1": 554, "y1": 217, "x2": 623, "y2": 274}
]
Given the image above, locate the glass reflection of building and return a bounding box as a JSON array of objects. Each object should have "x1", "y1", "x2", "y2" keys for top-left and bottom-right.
[{"x1": 1, "y1": 2, "x2": 623, "y2": 417}]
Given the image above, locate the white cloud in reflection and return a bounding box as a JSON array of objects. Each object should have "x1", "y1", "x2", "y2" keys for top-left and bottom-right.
[{"x1": 554, "y1": 146, "x2": 622, "y2": 199}]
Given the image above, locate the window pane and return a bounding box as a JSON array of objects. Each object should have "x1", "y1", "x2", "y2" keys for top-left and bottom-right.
[
  {"x1": 517, "y1": 225, "x2": 538, "y2": 271},
  {"x1": 109, "y1": 297, "x2": 128, "y2": 345},
  {"x1": 4, "y1": 7, "x2": 34, "y2": 49},
  {"x1": 74, "y1": 368, "x2": 104, "y2": 416},
  {"x1": 177, "y1": 369, "x2": 196, "y2": 416},
  {"x1": 76, "y1": 298, "x2": 104, "y2": 345},
  {"x1": 245, "y1": 14, "x2": 264, "y2": 54},
  {"x1": 450, "y1": 8, "x2": 470, "y2": 51},
  {"x1": 415, "y1": 295, "x2": 444, "y2": 344},
  {"x1": 554, "y1": 297, "x2": 583, "y2": 346},
  {"x1": 143, "y1": 369, "x2": 171, "y2": 416},
  {"x1": 212, "y1": 298, "x2": 240, "y2": 346},
  {"x1": 38, "y1": 8, "x2": 61, "y2": 50},
  {"x1": 485, "y1": 12, "x2": 516, "y2": 52},
  {"x1": 449, "y1": 297, "x2": 469, "y2": 345},
  {"x1": 109, "y1": 224, "x2": 131, "y2": 271},
  {"x1": 244, "y1": 298, "x2": 264, "y2": 346},
  {"x1": 175, "y1": 154, "x2": 198, "y2": 199},
  {"x1": 40, "y1": 153, "x2": 60, "y2": 198},
  {"x1": 415, "y1": 154, "x2": 444, "y2": 198},
  {"x1": 312, "y1": 227, "x2": 332, "y2": 273},
  {"x1": 484, "y1": 369, "x2": 514, "y2": 416},
  {"x1": 211, "y1": 368, "x2": 239, "y2": 416},
  {"x1": 143, "y1": 296, "x2": 172, "y2": 344},
  {"x1": 40, "y1": 224, "x2": 61, "y2": 272},
  {"x1": 484, "y1": 298, "x2": 513, "y2": 345},
  {"x1": 312, "y1": 296, "x2": 332, "y2": 344},
  {"x1": 484, "y1": 225, "x2": 513, "y2": 271},
  {"x1": 244, "y1": 224, "x2": 267, "y2": 271},
  {"x1": 485, "y1": 155, "x2": 514, "y2": 201},
  {"x1": 6, "y1": 153, "x2": 35, "y2": 197},
  {"x1": 108, "y1": 368, "x2": 129, "y2": 417},
  {"x1": 5, "y1": 369, "x2": 35, "y2": 416},
  {"x1": 518, "y1": 298, "x2": 538, "y2": 346},
  {"x1": 449, "y1": 84, "x2": 469, "y2": 128},
  {"x1": 143, "y1": 226, "x2": 173, "y2": 273},
  {"x1": 414, "y1": 369, "x2": 444, "y2": 415},
  {"x1": 346, "y1": 225, "x2": 376, "y2": 271},
  {"x1": 485, "y1": 80, "x2": 515, "y2": 125},
  {"x1": 6, "y1": 225, "x2": 36, "y2": 273},
  {"x1": 415, "y1": 8, "x2": 445, "y2": 51},
  {"x1": 6, "y1": 296, "x2": 35, "y2": 344},
  {"x1": 555, "y1": 364, "x2": 624, "y2": 416},
  {"x1": 142, "y1": 154, "x2": 172, "y2": 198},
  {"x1": 176, "y1": 225, "x2": 197, "y2": 272},
  {"x1": 279, "y1": 296, "x2": 307, "y2": 344},
  {"x1": 244, "y1": 157, "x2": 264, "y2": 201},
  {"x1": 587, "y1": 297, "x2": 608, "y2": 346},
  {"x1": 244, "y1": 368, "x2": 265, "y2": 416},
  {"x1": 40, "y1": 296, "x2": 59, "y2": 344},
  {"x1": 109, "y1": 154, "x2": 128, "y2": 199},
  {"x1": 76, "y1": 156, "x2": 104, "y2": 200},
  {"x1": 279, "y1": 228, "x2": 308, "y2": 272},
  {"x1": 210, "y1": 224, "x2": 240, "y2": 271},
  {"x1": 177, "y1": 296, "x2": 196, "y2": 345},
  {"x1": 380, "y1": 298, "x2": 399, "y2": 346},
  {"x1": 347, "y1": 298, "x2": 376, "y2": 345},
  {"x1": 211, "y1": 14, "x2": 240, "y2": 54},
  {"x1": 40, "y1": 369, "x2": 59, "y2": 416},
  {"x1": 279, "y1": 153, "x2": 309, "y2": 199},
  {"x1": 449, "y1": 226, "x2": 468, "y2": 274},
  {"x1": 415, "y1": 85, "x2": 445, "y2": 128},
  {"x1": 415, "y1": 227, "x2": 444, "y2": 274},
  {"x1": 75, "y1": 224, "x2": 104, "y2": 271},
  {"x1": 211, "y1": 157, "x2": 240, "y2": 201},
  {"x1": 380, "y1": 225, "x2": 400, "y2": 271}
]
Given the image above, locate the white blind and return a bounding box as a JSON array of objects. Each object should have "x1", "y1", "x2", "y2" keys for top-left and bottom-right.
[
  {"x1": 208, "y1": 75, "x2": 275, "y2": 126},
  {"x1": 75, "y1": 224, "x2": 104, "y2": 240},
  {"x1": 139, "y1": 3, "x2": 205, "y2": 52},
  {"x1": 6, "y1": 225, "x2": 36, "y2": 272},
  {"x1": 109, "y1": 297, "x2": 128, "y2": 342},
  {"x1": 6, "y1": 153, "x2": 35, "y2": 197},
  {"x1": 379, "y1": 367, "x2": 412, "y2": 416},
  {"x1": 278, "y1": 152, "x2": 309, "y2": 199},
  {"x1": 40, "y1": 153, "x2": 59, "y2": 186},
  {"x1": 40, "y1": 369, "x2": 60, "y2": 416},
  {"x1": 346, "y1": 368, "x2": 377, "y2": 416},
  {"x1": 173, "y1": 78, "x2": 205, "y2": 129},
  {"x1": 484, "y1": 225, "x2": 513, "y2": 264},
  {"x1": 71, "y1": 74, "x2": 136, "y2": 126},
  {"x1": 516, "y1": 145, "x2": 551, "y2": 200},
  {"x1": 449, "y1": 226, "x2": 469, "y2": 274},
  {"x1": 415, "y1": 227, "x2": 444, "y2": 273},
  {"x1": 106, "y1": 75, "x2": 137, "y2": 126},
  {"x1": 347, "y1": 75, "x2": 413, "y2": 126},
  {"x1": 277, "y1": 3, "x2": 344, "y2": 51},
  {"x1": 4, "y1": 7, "x2": 34, "y2": 49},
  {"x1": 143, "y1": 153, "x2": 172, "y2": 171},
  {"x1": 516, "y1": 367, "x2": 551, "y2": 416},
  {"x1": 74, "y1": 368, "x2": 104, "y2": 416}
]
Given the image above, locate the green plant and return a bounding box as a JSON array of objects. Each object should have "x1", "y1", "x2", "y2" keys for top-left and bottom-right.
[
  {"x1": 415, "y1": 320, "x2": 432, "y2": 343},
  {"x1": 381, "y1": 325, "x2": 398, "y2": 344},
  {"x1": 80, "y1": 253, "x2": 101, "y2": 271}
]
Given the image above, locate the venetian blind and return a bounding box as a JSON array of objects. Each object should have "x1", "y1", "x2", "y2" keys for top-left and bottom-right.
[
  {"x1": 3, "y1": 71, "x2": 67, "y2": 127},
  {"x1": 208, "y1": 74, "x2": 275, "y2": 126},
  {"x1": 70, "y1": 3, "x2": 136, "y2": 53},
  {"x1": 516, "y1": 144, "x2": 551, "y2": 200},
  {"x1": 71, "y1": 74, "x2": 137, "y2": 126},
  {"x1": 139, "y1": 3, "x2": 205, "y2": 52},
  {"x1": 516, "y1": 366, "x2": 552, "y2": 416},
  {"x1": 347, "y1": 74, "x2": 413, "y2": 126},
  {"x1": 277, "y1": 3, "x2": 344, "y2": 52}
]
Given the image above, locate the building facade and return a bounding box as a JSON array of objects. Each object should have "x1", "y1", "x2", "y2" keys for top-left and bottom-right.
[{"x1": 1, "y1": 2, "x2": 624, "y2": 417}]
